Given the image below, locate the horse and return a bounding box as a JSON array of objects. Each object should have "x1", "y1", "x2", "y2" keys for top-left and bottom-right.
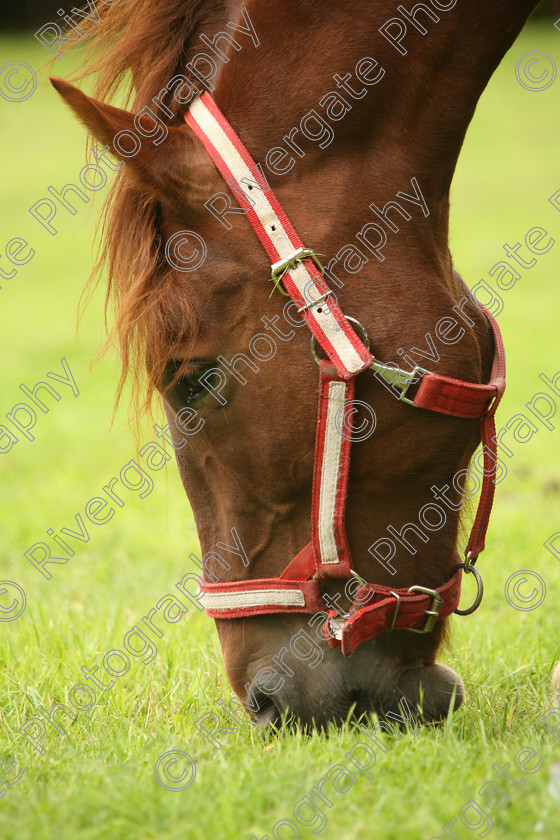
[{"x1": 50, "y1": 0, "x2": 542, "y2": 730}]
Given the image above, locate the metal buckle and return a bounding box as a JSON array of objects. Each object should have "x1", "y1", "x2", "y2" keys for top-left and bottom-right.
[
  {"x1": 270, "y1": 247, "x2": 306, "y2": 280},
  {"x1": 369, "y1": 359, "x2": 431, "y2": 406},
  {"x1": 406, "y1": 586, "x2": 443, "y2": 633},
  {"x1": 270, "y1": 249, "x2": 326, "y2": 298}
]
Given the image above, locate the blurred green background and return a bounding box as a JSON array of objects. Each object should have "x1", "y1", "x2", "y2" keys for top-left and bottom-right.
[{"x1": 1, "y1": 18, "x2": 560, "y2": 840}]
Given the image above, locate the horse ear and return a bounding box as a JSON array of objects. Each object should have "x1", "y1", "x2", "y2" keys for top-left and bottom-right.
[{"x1": 49, "y1": 77, "x2": 194, "y2": 198}]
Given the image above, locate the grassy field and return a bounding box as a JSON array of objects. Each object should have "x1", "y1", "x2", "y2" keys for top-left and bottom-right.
[{"x1": 1, "y1": 21, "x2": 560, "y2": 840}]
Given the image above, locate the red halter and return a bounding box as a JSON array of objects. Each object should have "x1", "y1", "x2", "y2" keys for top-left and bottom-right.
[{"x1": 185, "y1": 92, "x2": 506, "y2": 656}]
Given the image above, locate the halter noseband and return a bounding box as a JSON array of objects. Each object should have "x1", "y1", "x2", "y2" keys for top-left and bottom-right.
[{"x1": 184, "y1": 93, "x2": 506, "y2": 656}]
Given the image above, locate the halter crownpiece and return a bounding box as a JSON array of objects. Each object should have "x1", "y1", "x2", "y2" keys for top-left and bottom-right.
[{"x1": 185, "y1": 92, "x2": 506, "y2": 656}]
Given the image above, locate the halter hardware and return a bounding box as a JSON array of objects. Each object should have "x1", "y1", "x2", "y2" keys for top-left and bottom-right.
[
  {"x1": 185, "y1": 92, "x2": 506, "y2": 656},
  {"x1": 406, "y1": 586, "x2": 444, "y2": 634},
  {"x1": 389, "y1": 591, "x2": 401, "y2": 632},
  {"x1": 453, "y1": 560, "x2": 484, "y2": 616},
  {"x1": 297, "y1": 290, "x2": 335, "y2": 315},
  {"x1": 270, "y1": 248, "x2": 326, "y2": 297},
  {"x1": 326, "y1": 571, "x2": 372, "y2": 640},
  {"x1": 326, "y1": 615, "x2": 347, "y2": 641},
  {"x1": 369, "y1": 360, "x2": 431, "y2": 406},
  {"x1": 310, "y1": 316, "x2": 370, "y2": 366}
]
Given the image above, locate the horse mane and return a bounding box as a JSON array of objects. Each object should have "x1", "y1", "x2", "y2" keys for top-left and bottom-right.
[
  {"x1": 70, "y1": 0, "x2": 228, "y2": 112},
  {"x1": 64, "y1": 0, "x2": 230, "y2": 421}
]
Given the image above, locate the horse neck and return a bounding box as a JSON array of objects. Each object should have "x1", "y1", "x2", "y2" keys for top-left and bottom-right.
[{"x1": 216, "y1": 0, "x2": 540, "y2": 221}]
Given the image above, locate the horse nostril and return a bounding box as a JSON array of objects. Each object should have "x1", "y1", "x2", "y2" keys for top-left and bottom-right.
[{"x1": 249, "y1": 687, "x2": 282, "y2": 731}]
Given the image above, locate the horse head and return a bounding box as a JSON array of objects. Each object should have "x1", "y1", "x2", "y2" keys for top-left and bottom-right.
[{"x1": 51, "y1": 0, "x2": 539, "y2": 729}]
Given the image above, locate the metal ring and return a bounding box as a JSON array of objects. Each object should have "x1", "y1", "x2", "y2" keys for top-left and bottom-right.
[
  {"x1": 454, "y1": 562, "x2": 484, "y2": 616},
  {"x1": 350, "y1": 569, "x2": 368, "y2": 587},
  {"x1": 389, "y1": 591, "x2": 401, "y2": 632},
  {"x1": 310, "y1": 316, "x2": 371, "y2": 365}
]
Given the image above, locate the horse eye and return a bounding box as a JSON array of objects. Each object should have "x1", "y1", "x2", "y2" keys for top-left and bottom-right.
[{"x1": 162, "y1": 360, "x2": 217, "y2": 406}]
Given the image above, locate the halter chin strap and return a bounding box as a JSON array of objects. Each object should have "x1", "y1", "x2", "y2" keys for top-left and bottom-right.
[{"x1": 185, "y1": 92, "x2": 506, "y2": 656}]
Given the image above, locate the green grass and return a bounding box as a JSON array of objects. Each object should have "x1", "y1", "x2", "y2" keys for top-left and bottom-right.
[{"x1": 2, "y1": 23, "x2": 560, "y2": 840}]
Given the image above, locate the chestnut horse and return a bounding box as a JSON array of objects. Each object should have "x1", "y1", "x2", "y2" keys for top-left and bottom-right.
[{"x1": 52, "y1": 0, "x2": 541, "y2": 729}]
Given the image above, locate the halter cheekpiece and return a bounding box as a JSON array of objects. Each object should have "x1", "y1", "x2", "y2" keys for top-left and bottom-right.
[{"x1": 185, "y1": 92, "x2": 506, "y2": 656}]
